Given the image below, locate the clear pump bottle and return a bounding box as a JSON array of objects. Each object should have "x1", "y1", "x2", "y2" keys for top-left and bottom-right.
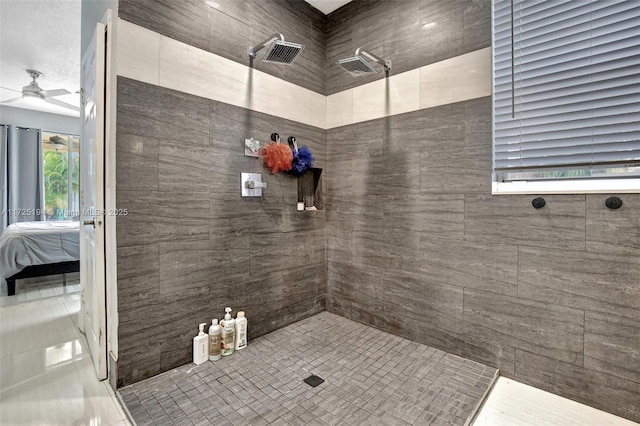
[
  {"x1": 208, "y1": 319, "x2": 222, "y2": 361},
  {"x1": 220, "y1": 307, "x2": 236, "y2": 356}
]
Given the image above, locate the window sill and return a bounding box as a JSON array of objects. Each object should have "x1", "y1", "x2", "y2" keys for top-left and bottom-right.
[{"x1": 492, "y1": 179, "x2": 640, "y2": 195}]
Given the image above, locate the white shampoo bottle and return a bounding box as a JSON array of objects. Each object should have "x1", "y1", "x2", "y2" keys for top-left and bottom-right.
[
  {"x1": 235, "y1": 311, "x2": 248, "y2": 350},
  {"x1": 208, "y1": 319, "x2": 222, "y2": 361},
  {"x1": 193, "y1": 323, "x2": 208, "y2": 365}
]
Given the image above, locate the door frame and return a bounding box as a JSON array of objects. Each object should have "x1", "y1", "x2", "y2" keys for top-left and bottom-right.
[{"x1": 103, "y1": 8, "x2": 119, "y2": 382}]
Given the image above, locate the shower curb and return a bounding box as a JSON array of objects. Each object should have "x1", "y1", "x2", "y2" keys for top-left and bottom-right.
[
  {"x1": 464, "y1": 369, "x2": 501, "y2": 426},
  {"x1": 115, "y1": 389, "x2": 138, "y2": 426}
]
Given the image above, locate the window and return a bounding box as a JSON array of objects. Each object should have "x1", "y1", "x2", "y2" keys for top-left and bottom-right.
[
  {"x1": 492, "y1": 0, "x2": 640, "y2": 194},
  {"x1": 42, "y1": 132, "x2": 79, "y2": 220}
]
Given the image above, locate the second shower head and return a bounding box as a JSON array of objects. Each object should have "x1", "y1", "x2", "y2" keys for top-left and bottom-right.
[
  {"x1": 337, "y1": 48, "x2": 391, "y2": 77},
  {"x1": 249, "y1": 33, "x2": 305, "y2": 65}
]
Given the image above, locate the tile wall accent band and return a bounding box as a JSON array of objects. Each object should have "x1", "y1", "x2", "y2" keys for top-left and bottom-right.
[
  {"x1": 117, "y1": 19, "x2": 491, "y2": 130},
  {"x1": 328, "y1": 48, "x2": 492, "y2": 129},
  {"x1": 116, "y1": 19, "x2": 325, "y2": 129}
]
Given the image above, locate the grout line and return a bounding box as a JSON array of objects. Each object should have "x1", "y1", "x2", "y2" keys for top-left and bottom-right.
[
  {"x1": 463, "y1": 193, "x2": 467, "y2": 240},
  {"x1": 584, "y1": 194, "x2": 587, "y2": 252},
  {"x1": 582, "y1": 309, "x2": 586, "y2": 368},
  {"x1": 516, "y1": 245, "x2": 520, "y2": 297}
]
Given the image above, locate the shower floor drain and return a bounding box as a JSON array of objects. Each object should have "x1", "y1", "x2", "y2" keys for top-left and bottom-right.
[{"x1": 303, "y1": 375, "x2": 325, "y2": 387}]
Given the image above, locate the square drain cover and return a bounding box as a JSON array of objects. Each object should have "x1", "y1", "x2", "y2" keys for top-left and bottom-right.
[{"x1": 304, "y1": 375, "x2": 325, "y2": 387}]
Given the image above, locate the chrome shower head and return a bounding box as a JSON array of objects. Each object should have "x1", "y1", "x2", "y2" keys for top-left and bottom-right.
[
  {"x1": 337, "y1": 56, "x2": 378, "y2": 76},
  {"x1": 263, "y1": 40, "x2": 304, "y2": 64},
  {"x1": 336, "y1": 48, "x2": 391, "y2": 76},
  {"x1": 249, "y1": 33, "x2": 305, "y2": 65}
]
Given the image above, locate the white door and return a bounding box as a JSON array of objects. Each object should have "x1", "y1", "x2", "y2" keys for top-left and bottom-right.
[{"x1": 80, "y1": 21, "x2": 107, "y2": 380}]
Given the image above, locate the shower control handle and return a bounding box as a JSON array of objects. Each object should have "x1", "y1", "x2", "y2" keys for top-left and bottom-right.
[
  {"x1": 245, "y1": 181, "x2": 267, "y2": 189},
  {"x1": 241, "y1": 173, "x2": 267, "y2": 197}
]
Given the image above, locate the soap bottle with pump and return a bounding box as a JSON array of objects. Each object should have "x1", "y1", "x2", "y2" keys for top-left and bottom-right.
[
  {"x1": 220, "y1": 307, "x2": 236, "y2": 356},
  {"x1": 192, "y1": 323, "x2": 208, "y2": 365},
  {"x1": 208, "y1": 319, "x2": 222, "y2": 361},
  {"x1": 235, "y1": 311, "x2": 248, "y2": 350}
]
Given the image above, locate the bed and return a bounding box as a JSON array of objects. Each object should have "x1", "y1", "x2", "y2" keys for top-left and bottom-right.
[{"x1": 0, "y1": 221, "x2": 80, "y2": 296}]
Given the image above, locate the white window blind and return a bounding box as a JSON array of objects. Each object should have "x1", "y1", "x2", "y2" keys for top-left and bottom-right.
[{"x1": 492, "y1": 0, "x2": 640, "y2": 182}]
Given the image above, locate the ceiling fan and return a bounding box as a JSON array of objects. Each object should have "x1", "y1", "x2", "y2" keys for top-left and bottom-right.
[
  {"x1": 45, "y1": 135, "x2": 68, "y2": 150},
  {"x1": 0, "y1": 69, "x2": 79, "y2": 112}
]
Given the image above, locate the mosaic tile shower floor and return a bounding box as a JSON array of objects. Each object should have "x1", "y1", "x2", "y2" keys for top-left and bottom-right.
[{"x1": 119, "y1": 312, "x2": 497, "y2": 425}]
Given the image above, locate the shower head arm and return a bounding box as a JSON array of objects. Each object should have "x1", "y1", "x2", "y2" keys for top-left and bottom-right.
[
  {"x1": 249, "y1": 33, "x2": 285, "y2": 59},
  {"x1": 356, "y1": 48, "x2": 392, "y2": 72}
]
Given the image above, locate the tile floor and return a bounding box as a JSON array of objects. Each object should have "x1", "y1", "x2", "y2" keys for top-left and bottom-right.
[
  {"x1": 0, "y1": 274, "x2": 131, "y2": 426},
  {"x1": 119, "y1": 312, "x2": 498, "y2": 426},
  {"x1": 2, "y1": 276, "x2": 637, "y2": 426}
]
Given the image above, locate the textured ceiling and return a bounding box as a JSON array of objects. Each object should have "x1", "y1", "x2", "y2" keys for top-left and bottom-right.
[
  {"x1": 303, "y1": 0, "x2": 352, "y2": 15},
  {"x1": 0, "y1": 0, "x2": 81, "y2": 117}
]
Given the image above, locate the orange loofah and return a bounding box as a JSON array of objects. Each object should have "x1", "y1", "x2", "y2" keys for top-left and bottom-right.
[{"x1": 261, "y1": 141, "x2": 293, "y2": 174}]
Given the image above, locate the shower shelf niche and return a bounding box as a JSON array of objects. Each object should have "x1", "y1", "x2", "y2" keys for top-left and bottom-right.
[{"x1": 298, "y1": 167, "x2": 323, "y2": 211}]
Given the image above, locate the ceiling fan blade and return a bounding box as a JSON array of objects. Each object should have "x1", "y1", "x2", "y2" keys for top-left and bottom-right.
[
  {"x1": 41, "y1": 88, "x2": 71, "y2": 98},
  {"x1": 0, "y1": 97, "x2": 23, "y2": 104},
  {"x1": 0, "y1": 86, "x2": 21, "y2": 94},
  {"x1": 44, "y1": 97, "x2": 80, "y2": 112}
]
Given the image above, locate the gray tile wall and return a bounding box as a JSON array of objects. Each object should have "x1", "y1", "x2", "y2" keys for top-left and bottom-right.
[
  {"x1": 325, "y1": 98, "x2": 640, "y2": 422},
  {"x1": 116, "y1": 77, "x2": 326, "y2": 386},
  {"x1": 326, "y1": 0, "x2": 491, "y2": 94},
  {"x1": 118, "y1": 0, "x2": 327, "y2": 94},
  {"x1": 115, "y1": 1, "x2": 640, "y2": 422},
  {"x1": 324, "y1": 3, "x2": 639, "y2": 421}
]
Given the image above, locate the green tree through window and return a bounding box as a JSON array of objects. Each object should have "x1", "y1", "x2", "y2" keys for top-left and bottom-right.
[
  {"x1": 44, "y1": 150, "x2": 68, "y2": 219},
  {"x1": 43, "y1": 133, "x2": 79, "y2": 220}
]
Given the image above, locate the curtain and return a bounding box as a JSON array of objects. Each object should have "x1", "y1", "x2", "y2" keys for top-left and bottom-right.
[
  {"x1": 0, "y1": 125, "x2": 7, "y2": 233},
  {"x1": 0, "y1": 124, "x2": 45, "y2": 234}
]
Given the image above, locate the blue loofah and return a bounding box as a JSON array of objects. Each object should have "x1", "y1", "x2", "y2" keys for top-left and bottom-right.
[{"x1": 290, "y1": 146, "x2": 315, "y2": 177}]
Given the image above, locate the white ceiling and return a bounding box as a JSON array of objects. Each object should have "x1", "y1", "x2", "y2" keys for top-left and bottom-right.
[
  {"x1": 304, "y1": 0, "x2": 352, "y2": 15},
  {"x1": 0, "y1": 0, "x2": 81, "y2": 117}
]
